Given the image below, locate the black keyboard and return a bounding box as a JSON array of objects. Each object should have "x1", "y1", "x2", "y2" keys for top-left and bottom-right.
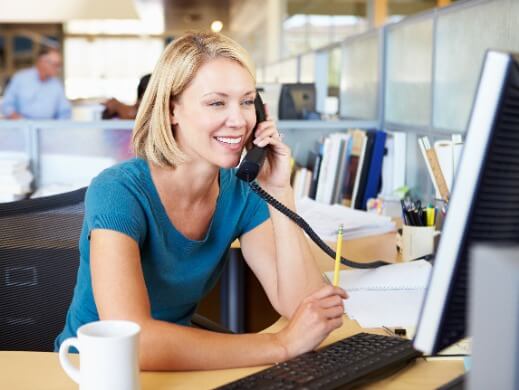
[{"x1": 216, "y1": 332, "x2": 421, "y2": 390}]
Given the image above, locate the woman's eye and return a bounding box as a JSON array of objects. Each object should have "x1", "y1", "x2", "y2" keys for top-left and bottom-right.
[
  {"x1": 210, "y1": 101, "x2": 224, "y2": 107},
  {"x1": 242, "y1": 99, "x2": 255, "y2": 106}
]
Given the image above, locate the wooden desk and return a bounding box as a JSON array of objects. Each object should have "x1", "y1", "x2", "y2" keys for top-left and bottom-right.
[{"x1": 0, "y1": 233, "x2": 465, "y2": 389}]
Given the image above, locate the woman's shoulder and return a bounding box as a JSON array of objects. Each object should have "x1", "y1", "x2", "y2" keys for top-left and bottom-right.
[
  {"x1": 87, "y1": 158, "x2": 150, "y2": 202},
  {"x1": 92, "y1": 158, "x2": 147, "y2": 184}
]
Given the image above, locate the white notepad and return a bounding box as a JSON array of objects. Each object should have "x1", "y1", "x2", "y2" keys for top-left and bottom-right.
[
  {"x1": 325, "y1": 260, "x2": 432, "y2": 292},
  {"x1": 325, "y1": 260, "x2": 432, "y2": 328}
]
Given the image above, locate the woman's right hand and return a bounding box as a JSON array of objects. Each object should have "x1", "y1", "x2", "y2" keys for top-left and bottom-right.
[{"x1": 274, "y1": 285, "x2": 348, "y2": 360}]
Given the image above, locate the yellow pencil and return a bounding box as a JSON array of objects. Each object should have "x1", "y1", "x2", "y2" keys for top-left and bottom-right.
[{"x1": 333, "y1": 224, "x2": 343, "y2": 287}]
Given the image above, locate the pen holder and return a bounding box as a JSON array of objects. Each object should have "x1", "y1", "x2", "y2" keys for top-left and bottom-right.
[{"x1": 397, "y1": 225, "x2": 439, "y2": 261}]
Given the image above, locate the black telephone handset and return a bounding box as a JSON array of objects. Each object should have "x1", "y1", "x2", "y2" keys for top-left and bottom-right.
[
  {"x1": 236, "y1": 94, "x2": 268, "y2": 182},
  {"x1": 235, "y1": 93, "x2": 391, "y2": 269}
]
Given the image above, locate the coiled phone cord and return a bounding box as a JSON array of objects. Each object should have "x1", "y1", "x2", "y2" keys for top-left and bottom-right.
[{"x1": 249, "y1": 182, "x2": 392, "y2": 269}]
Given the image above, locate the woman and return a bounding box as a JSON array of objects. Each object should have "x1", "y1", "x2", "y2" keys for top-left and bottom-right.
[{"x1": 55, "y1": 32, "x2": 347, "y2": 370}]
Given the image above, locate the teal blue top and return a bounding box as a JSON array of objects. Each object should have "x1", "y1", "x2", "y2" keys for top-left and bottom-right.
[{"x1": 55, "y1": 158, "x2": 269, "y2": 350}]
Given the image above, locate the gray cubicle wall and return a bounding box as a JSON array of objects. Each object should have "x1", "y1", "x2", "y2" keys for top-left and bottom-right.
[
  {"x1": 278, "y1": 58, "x2": 299, "y2": 83},
  {"x1": 340, "y1": 30, "x2": 380, "y2": 121},
  {"x1": 380, "y1": 0, "x2": 519, "y2": 196},
  {"x1": 299, "y1": 52, "x2": 315, "y2": 83},
  {"x1": 383, "y1": 11, "x2": 435, "y2": 196},
  {"x1": 1, "y1": 120, "x2": 375, "y2": 191},
  {"x1": 385, "y1": 14, "x2": 433, "y2": 130},
  {"x1": 0, "y1": 121, "x2": 134, "y2": 191},
  {"x1": 0, "y1": 123, "x2": 31, "y2": 154},
  {"x1": 382, "y1": 0, "x2": 519, "y2": 136},
  {"x1": 433, "y1": 0, "x2": 519, "y2": 133}
]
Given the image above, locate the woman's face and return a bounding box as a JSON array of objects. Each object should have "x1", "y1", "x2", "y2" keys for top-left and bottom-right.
[{"x1": 171, "y1": 57, "x2": 256, "y2": 169}]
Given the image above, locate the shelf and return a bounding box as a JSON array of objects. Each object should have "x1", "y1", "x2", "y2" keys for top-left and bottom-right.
[{"x1": 277, "y1": 120, "x2": 380, "y2": 130}]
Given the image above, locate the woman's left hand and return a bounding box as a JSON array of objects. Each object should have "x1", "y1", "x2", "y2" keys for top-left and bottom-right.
[{"x1": 252, "y1": 105, "x2": 292, "y2": 192}]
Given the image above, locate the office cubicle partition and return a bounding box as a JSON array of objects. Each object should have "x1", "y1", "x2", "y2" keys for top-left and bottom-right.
[
  {"x1": 3, "y1": 1, "x2": 518, "y2": 199},
  {"x1": 340, "y1": 30, "x2": 381, "y2": 122},
  {"x1": 254, "y1": 0, "x2": 519, "y2": 198},
  {"x1": 0, "y1": 121, "x2": 134, "y2": 192}
]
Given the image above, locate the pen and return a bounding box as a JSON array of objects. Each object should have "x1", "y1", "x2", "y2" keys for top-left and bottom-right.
[
  {"x1": 333, "y1": 224, "x2": 343, "y2": 287},
  {"x1": 416, "y1": 207, "x2": 424, "y2": 226},
  {"x1": 400, "y1": 200, "x2": 410, "y2": 225},
  {"x1": 408, "y1": 207, "x2": 420, "y2": 226}
]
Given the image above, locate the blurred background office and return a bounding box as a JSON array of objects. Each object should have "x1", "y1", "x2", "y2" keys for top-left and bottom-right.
[
  {"x1": 2, "y1": 0, "x2": 518, "y2": 206},
  {"x1": 0, "y1": 0, "x2": 454, "y2": 117}
]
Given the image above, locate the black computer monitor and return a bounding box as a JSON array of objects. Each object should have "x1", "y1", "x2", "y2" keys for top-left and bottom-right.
[
  {"x1": 278, "y1": 83, "x2": 317, "y2": 120},
  {"x1": 414, "y1": 50, "x2": 519, "y2": 355}
]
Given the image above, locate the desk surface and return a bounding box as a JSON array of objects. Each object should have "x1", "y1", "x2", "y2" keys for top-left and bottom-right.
[{"x1": 0, "y1": 233, "x2": 465, "y2": 389}]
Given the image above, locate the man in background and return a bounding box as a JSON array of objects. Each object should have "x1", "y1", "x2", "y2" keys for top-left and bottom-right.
[{"x1": 1, "y1": 47, "x2": 71, "y2": 119}]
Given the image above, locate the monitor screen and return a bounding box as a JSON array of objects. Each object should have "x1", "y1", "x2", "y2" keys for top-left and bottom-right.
[
  {"x1": 414, "y1": 50, "x2": 519, "y2": 354},
  {"x1": 278, "y1": 83, "x2": 317, "y2": 120}
]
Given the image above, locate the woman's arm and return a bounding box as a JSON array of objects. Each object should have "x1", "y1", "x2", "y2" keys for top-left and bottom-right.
[
  {"x1": 239, "y1": 108, "x2": 336, "y2": 318},
  {"x1": 90, "y1": 229, "x2": 345, "y2": 371},
  {"x1": 240, "y1": 209, "x2": 325, "y2": 319}
]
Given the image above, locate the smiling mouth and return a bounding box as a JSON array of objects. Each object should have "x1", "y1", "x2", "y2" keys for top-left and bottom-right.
[{"x1": 215, "y1": 136, "x2": 242, "y2": 145}]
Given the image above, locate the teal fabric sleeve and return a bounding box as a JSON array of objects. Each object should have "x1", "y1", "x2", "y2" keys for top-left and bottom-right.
[
  {"x1": 236, "y1": 183, "x2": 270, "y2": 236},
  {"x1": 85, "y1": 171, "x2": 147, "y2": 245}
]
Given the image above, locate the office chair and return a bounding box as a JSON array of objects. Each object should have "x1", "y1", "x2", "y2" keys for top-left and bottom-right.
[
  {"x1": 0, "y1": 187, "x2": 86, "y2": 352},
  {"x1": 0, "y1": 187, "x2": 232, "y2": 352}
]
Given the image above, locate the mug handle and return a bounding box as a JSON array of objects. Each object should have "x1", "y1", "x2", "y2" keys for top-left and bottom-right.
[{"x1": 58, "y1": 337, "x2": 81, "y2": 384}]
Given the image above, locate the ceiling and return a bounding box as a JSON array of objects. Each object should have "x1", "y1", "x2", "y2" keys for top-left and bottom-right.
[
  {"x1": 286, "y1": 0, "x2": 440, "y2": 17},
  {"x1": 163, "y1": 0, "x2": 444, "y2": 33},
  {"x1": 0, "y1": 0, "x2": 139, "y2": 23},
  {"x1": 164, "y1": 0, "x2": 230, "y2": 33}
]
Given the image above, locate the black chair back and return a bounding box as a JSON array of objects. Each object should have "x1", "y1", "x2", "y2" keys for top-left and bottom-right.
[{"x1": 0, "y1": 187, "x2": 86, "y2": 351}]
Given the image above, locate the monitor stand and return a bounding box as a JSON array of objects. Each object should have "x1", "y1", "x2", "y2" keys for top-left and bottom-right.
[{"x1": 469, "y1": 245, "x2": 519, "y2": 390}]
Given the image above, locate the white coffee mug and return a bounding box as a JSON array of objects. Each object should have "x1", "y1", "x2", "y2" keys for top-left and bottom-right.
[{"x1": 59, "y1": 320, "x2": 141, "y2": 390}]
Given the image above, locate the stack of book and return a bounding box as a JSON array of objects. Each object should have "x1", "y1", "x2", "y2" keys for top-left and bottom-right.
[
  {"x1": 0, "y1": 152, "x2": 33, "y2": 202},
  {"x1": 293, "y1": 129, "x2": 395, "y2": 210}
]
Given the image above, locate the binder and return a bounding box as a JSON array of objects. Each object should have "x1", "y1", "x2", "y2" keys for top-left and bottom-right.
[
  {"x1": 307, "y1": 143, "x2": 323, "y2": 199},
  {"x1": 315, "y1": 137, "x2": 333, "y2": 203},
  {"x1": 361, "y1": 130, "x2": 387, "y2": 208},
  {"x1": 341, "y1": 130, "x2": 366, "y2": 207},
  {"x1": 353, "y1": 131, "x2": 376, "y2": 210},
  {"x1": 318, "y1": 133, "x2": 349, "y2": 204},
  {"x1": 333, "y1": 134, "x2": 352, "y2": 204}
]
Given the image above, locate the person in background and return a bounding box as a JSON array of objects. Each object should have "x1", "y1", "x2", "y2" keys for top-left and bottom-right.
[
  {"x1": 101, "y1": 74, "x2": 152, "y2": 160},
  {"x1": 102, "y1": 74, "x2": 151, "y2": 119},
  {"x1": 1, "y1": 47, "x2": 71, "y2": 119},
  {"x1": 55, "y1": 32, "x2": 347, "y2": 370}
]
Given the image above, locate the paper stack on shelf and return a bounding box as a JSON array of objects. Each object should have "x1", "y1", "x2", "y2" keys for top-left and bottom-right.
[
  {"x1": 295, "y1": 197, "x2": 396, "y2": 241},
  {"x1": 0, "y1": 152, "x2": 33, "y2": 202}
]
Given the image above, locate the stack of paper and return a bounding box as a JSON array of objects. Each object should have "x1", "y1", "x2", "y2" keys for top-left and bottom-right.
[
  {"x1": 324, "y1": 260, "x2": 432, "y2": 328},
  {"x1": 0, "y1": 152, "x2": 33, "y2": 202},
  {"x1": 296, "y1": 197, "x2": 396, "y2": 241}
]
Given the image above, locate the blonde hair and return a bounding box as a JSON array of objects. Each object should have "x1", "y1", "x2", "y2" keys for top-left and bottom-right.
[{"x1": 132, "y1": 31, "x2": 256, "y2": 167}]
